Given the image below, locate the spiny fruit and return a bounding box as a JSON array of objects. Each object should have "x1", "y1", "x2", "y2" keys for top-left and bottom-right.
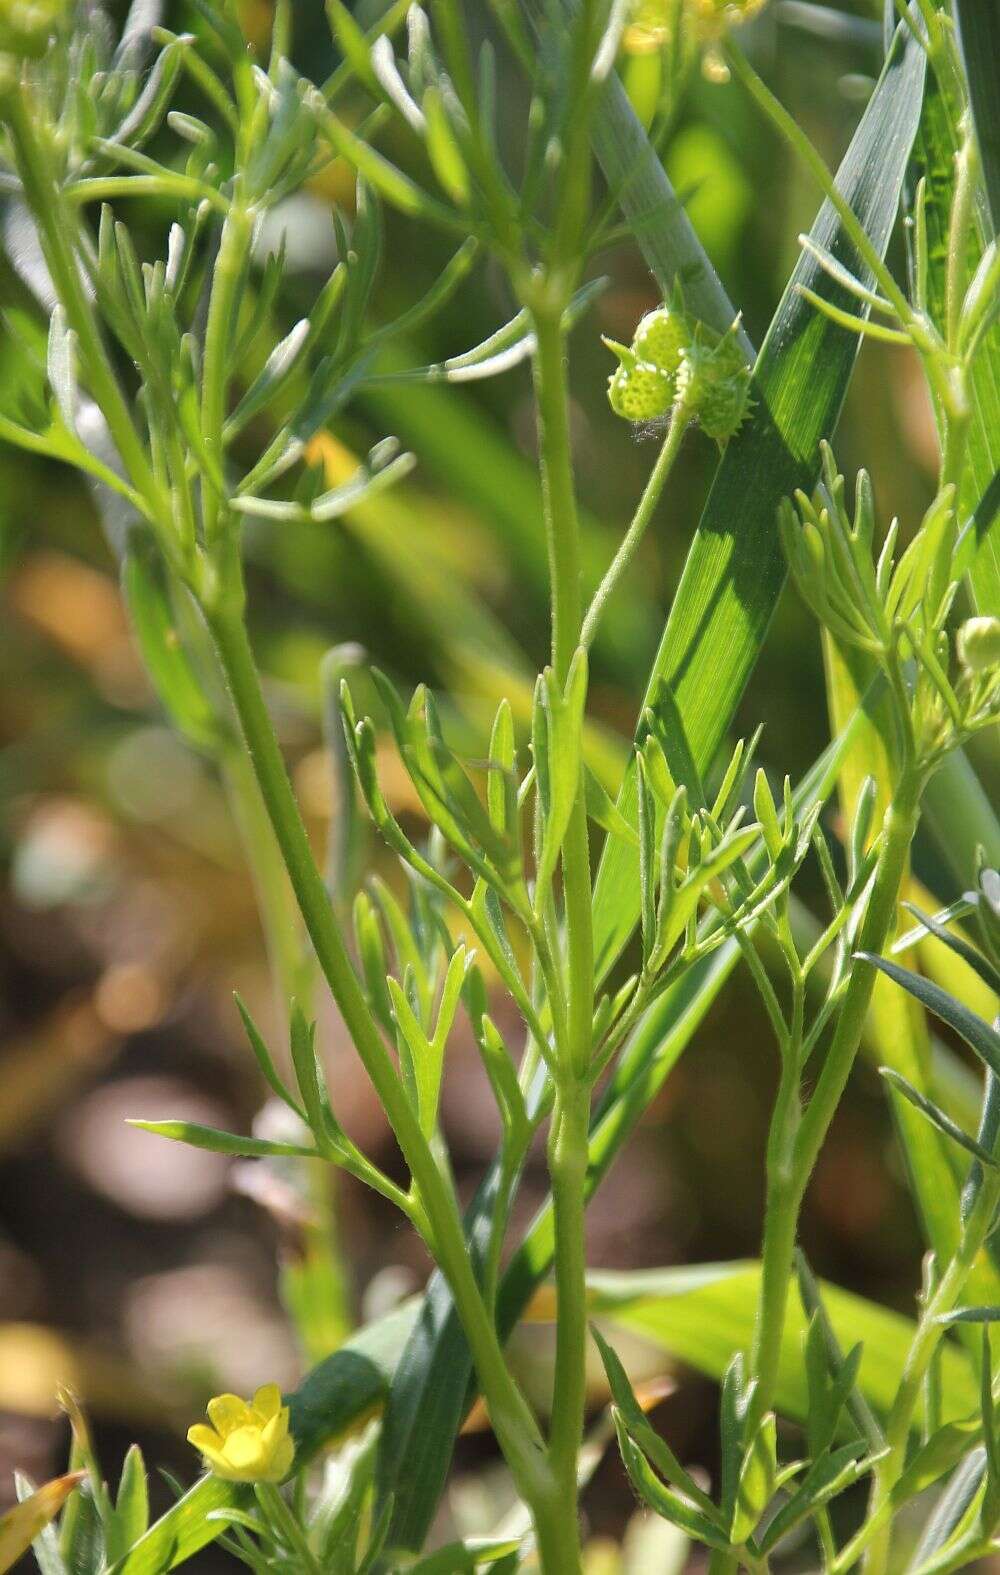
[
  {"x1": 632, "y1": 306, "x2": 689, "y2": 381},
  {"x1": 675, "y1": 323, "x2": 752, "y2": 442},
  {"x1": 607, "y1": 359, "x2": 674, "y2": 422}
]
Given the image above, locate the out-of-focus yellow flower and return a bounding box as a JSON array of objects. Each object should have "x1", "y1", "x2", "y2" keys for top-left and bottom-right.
[
  {"x1": 622, "y1": 0, "x2": 767, "y2": 79},
  {"x1": 689, "y1": 0, "x2": 767, "y2": 36},
  {"x1": 623, "y1": 0, "x2": 674, "y2": 55},
  {"x1": 0, "y1": 0, "x2": 65, "y2": 57},
  {"x1": 188, "y1": 1385, "x2": 295, "y2": 1483}
]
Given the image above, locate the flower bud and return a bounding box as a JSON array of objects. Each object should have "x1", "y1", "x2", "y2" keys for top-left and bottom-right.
[
  {"x1": 957, "y1": 616, "x2": 1000, "y2": 673},
  {"x1": 0, "y1": 0, "x2": 65, "y2": 57}
]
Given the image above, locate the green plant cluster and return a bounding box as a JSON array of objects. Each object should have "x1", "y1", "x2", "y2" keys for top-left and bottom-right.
[{"x1": 0, "y1": 0, "x2": 999, "y2": 1572}]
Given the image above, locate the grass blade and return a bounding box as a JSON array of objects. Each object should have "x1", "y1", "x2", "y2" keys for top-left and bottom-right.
[
  {"x1": 588, "y1": 1260, "x2": 977, "y2": 1424},
  {"x1": 591, "y1": 20, "x2": 926, "y2": 979},
  {"x1": 908, "y1": 10, "x2": 1000, "y2": 614},
  {"x1": 953, "y1": 0, "x2": 1000, "y2": 233}
]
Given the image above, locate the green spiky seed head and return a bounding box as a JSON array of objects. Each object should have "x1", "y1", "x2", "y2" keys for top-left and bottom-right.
[
  {"x1": 632, "y1": 306, "x2": 690, "y2": 379},
  {"x1": 698, "y1": 366, "x2": 752, "y2": 441},
  {"x1": 957, "y1": 616, "x2": 1000, "y2": 673},
  {"x1": 677, "y1": 321, "x2": 751, "y2": 442},
  {"x1": 607, "y1": 360, "x2": 673, "y2": 422},
  {"x1": 603, "y1": 336, "x2": 674, "y2": 423}
]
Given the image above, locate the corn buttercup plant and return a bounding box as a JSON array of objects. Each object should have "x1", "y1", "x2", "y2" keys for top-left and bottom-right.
[{"x1": 2, "y1": 0, "x2": 1000, "y2": 1572}]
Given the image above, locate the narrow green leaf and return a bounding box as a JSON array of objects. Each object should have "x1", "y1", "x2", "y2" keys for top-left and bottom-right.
[
  {"x1": 122, "y1": 547, "x2": 219, "y2": 752},
  {"x1": 935, "y1": 1307, "x2": 1000, "y2": 1326},
  {"x1": 234, "y1": 994, "x2": 306, "y2": 1120},
  {"x1": 859, "y1": 954, "x2": 1000, "y2": 1081},
  {"x1": 126, "y1": 1120, "x2": 317, "y2": 1160},
  {"x1": 591, "y1": 1326, "x2": 720, "y2": 1519},
  {"x1": 890, "y1": 1418, "x2": 983, "y2": 1507},
  {"x1": 613, "y1": 1414, "x2": 731, "y2": 1551},
  {"x1": 731, "y1": 1413, "x2": 777, "y2": 1544},
  {"x1": 105, "y1": 1477, "x2": 248, "y2": 1574},
  {"x1": 903, "y1": 902, "x2": 1000, "y2": 999},
  {"x1": 909, "y1": 1449, "x2": 988, "y2": 1571},
  {"x1": 110, "y1": 1447, "x2": 148, "y2": 1562},
  {"x1": 402, "y1": 1535, "x2": 522, "y2": 1573},
  {"x1": 758, "y1": 1442, "x2": 873, "y2": 1555},
  {"x1": 880, "y1": 1067, "x2": 998, "y2": 1169}
]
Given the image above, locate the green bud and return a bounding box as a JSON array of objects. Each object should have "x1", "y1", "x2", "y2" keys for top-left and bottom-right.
[
  {"x1": 0, "y1": 0, "x2": 65, "y2": 57},
  {"x1": 957, "y1": 616, "x2": 1000, "y2": 673}
]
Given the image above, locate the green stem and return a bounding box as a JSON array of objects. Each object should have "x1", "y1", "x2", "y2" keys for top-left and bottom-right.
[
  {"x1": 201, "y1": 203, "x2": 254, "y2": 544},
  {"x1": 728, "y1": 772, "x2": 922, "y2": 1570},
  {"x1": 254, "y1": 1482, "x2": 320, "y2": 1574},
  {"x1": 581, "y1": 398, "x2": 690, "y2": 650},
  {"x1": 546, "y1": 1081, "x2": 590, "y2": 1546},
  {"x1": 748, "y1": 979, "x2": 803, "y2": 1428},
  {"x1": 793, "y1": 770, "x2": 923, "y2": 1185},
  {"x1": 861, "y1": 1168, "x2": 1000, "y2": 1575},
  {"x1": 530, "y1": 307, "x2": 593, "y2": 1068},
  {"x1": 530, "y1": 300, "x2": 595, "y2": 1570},
  {"x1": 944, "y1": 135, "x2": 976, "y2": 355},
  {"x1": 205, "y1": 595, "x2": 551, "y2": 1510},
  {"x1": 531, "y1": 305, "x2": 584, "y2": 685},
  {"x1": 1, "y1": 81, "x2": 161, "y2": 513}
]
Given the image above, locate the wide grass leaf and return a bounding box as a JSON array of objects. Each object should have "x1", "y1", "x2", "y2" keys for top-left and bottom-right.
[
  {"x1": 589, "y1": 1261, "x2": 977, "y2": 1425},
  {"x1": 953, "y1": 0, "x2": 1000, "y2": 232},
  {"x1": 907, "y1": 7, "x2": 1000, "y2": 616},
  {"x1": 590, "y1": 21, "x2": 926, "y2": 979}
]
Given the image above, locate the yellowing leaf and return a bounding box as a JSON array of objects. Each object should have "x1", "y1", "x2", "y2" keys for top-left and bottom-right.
[{"x1": 0, "y1": 1472, "x2": 84, "y2": 1572}]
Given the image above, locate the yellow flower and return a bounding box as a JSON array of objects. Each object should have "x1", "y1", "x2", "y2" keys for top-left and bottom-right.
[
  {"x1": 0, "y1": 0, "x2": 66, "y2": 57},
  {"x1": 187, "y1": 1385, "x2": 295, "y2": 1484}
]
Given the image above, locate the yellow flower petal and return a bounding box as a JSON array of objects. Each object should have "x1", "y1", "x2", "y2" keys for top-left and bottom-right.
[
  {"x1": 207, "y1": 1394, "x2": 251, "y2": 1439},
  {"x1": 262, "y1": 1436, "x2": 295, "y2": 1483},
  {"x1": 187, "y1": 1425, "x2": 230, "y2": 1476},
  {"x1": 251, "y1": 1383, "x2": 282, "y2": 1422},
  {"x1": 222, "y1": 1426, "x2": 268, "y2": 1478},
  {"x1": 260, "y1": 1408, "x2": 290, "y2": 1454}
]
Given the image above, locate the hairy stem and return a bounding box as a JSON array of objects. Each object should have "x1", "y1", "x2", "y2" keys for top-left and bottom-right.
[
  {"x1": 530, "y1": 300, "x2": 595, "y2": 1569},
  {"x1": 206, "y1": 592, "x2": 551, "y2": 1509},
  {"x1": 1, "y1": 81, "x2": 161, "y2": 515},
  {"x1": 861, "y1": 1169, "x2": 1000, "y2": 1575},
  {"x1": 581, "y1": 398, "x2": 690, "y2": 650}
]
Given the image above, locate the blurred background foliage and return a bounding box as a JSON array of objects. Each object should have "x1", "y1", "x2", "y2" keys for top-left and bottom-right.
[{"x1": 0, "y1": 0, "x2": 995, "y2": 1561}]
